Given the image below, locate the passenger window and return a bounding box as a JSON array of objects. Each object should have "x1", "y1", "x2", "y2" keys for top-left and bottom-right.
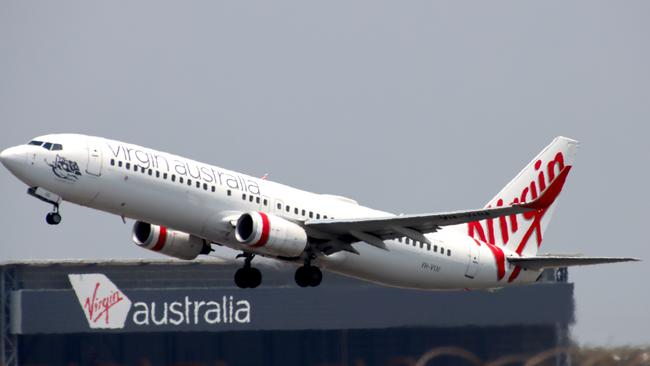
[
  {"x1": 171, "y1": 175, "x2": 176, "y2": 182},
  {"x1": 447, "y1": 249, "x2": 451, "y2": 256},
  {"x1": 43, "y1": 142, "x2": 52, "y2": 150},
  {"x1": 110, "y1": 159, "x2": 115, "y2": 166},
  {"x1": 126, "y1": 163, "x2": 131, "y2": 169},
  {"x1": 243, "y1": 194, "x2": 247, "y2": 200},
  {"x1": 406, "y1": 238, "x2": 411, "y2": 245},
  {"x1": 316, "y1": 214, "x2": 321, "y2": 219},
  {"x1": 141, "y1": 167, "x2": 145, "y2": 173},
  {"x1": 440, "y1": 247, "x2": 445, "y2": 255},
  {"x1": 277, "y1": 203, "x2": 281, "y2": 210},
  {"x1": 187, "y1": 179, "x2": 192, "y2": 186},
  {"x1": 51, "y1": 144, "x2": 63, "y2": 151},
  {"x1": 324, "y1": 215, "x2": 328, "y2": 219},
  {"x1": 163, "y1": 172, "x2": 167, "y2": 179},
  {"x1": 249, "y1": 195, "x2": 254, "y2": 202},
  {"x1": 156, "y1": 171, "x2": 160, "y2": 178},
  {"x1": 294, "y1": 208, "x2": 299, "y2": 214},
  {"x1": 256, "y1": 197, "x2": 260, "y2": 204},
  {"x1": 263, "y1": 198, "x2": 267, "y2": 205},
  {"x1": 227, "y1": 190, "x2": 232, "y2": 196},
  {"x1": 196, "y1": 181, "x2": 200, "y2": 188},
  {"x1": 118, "y1": 161, "x2": 123, "y2": 168},
  {"x1": 286, "y1": 205, "x2": 290, "y2": 212},
  {"x1": 203, "y1": 183, "x2": 208, "y2": 190},
  {"x1": 148, "y1": 169, "x2": 152, "y2": 175},
  {"x1": 179, "y1": 177, "x2": 184, "y2": 183},
  {"x1": 134, "y1": 165, "x2": 139, "y2": 172},
  {"x1": 302, "y1": 209, "x2": 306, "y2": 216},
  {"x1": 212, "y1": 186, "x2": 216, "y2": 192},
  {"x1": 309, "y1": 212, "x2": 313, "y2": 218},
  {"x1": 433, "y1": 245, "x2": 437, "y2": 253}
]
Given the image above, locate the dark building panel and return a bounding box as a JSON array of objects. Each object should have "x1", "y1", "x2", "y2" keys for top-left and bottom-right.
[{"x1": 0, "y1": 260, "x2": 574, "y2": 366}]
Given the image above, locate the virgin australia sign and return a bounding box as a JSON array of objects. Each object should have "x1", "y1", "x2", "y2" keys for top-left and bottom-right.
[{"x1": 68, "y1": 274, "x2": 251, "y2": 330}]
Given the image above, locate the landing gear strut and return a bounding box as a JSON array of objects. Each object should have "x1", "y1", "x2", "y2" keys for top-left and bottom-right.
[
  {"x1": 295, "y1": 255, "x2": 322, "y2": 288},
  {"x1": 45, "y1": 204, "x2": 61, "y2": 226},
  {"x1": 27, "y1": 187, "x2": 62, "y2": 226},
  {"x1": 234, "y1": 253, "x2": 262, "y2": 289}
]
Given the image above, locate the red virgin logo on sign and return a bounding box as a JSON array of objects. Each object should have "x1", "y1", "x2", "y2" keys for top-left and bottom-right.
[
  {"x1": 83, "y1": 282, "x2": 126, "y2": 325},
  {"x1": 69, "y1": 274, "x2": 132, "y2": 329}
]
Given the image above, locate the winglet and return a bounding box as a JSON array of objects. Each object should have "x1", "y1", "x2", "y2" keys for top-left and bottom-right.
[{"x1": 518, "y1": 166, "x2": 572, "y2": 210}]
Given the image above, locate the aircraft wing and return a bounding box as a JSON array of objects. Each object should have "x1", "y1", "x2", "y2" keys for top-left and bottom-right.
[
  {"x1": 507, "y1": 256, "x2": 640, "y2": 270},
  {"x1": 305, "y1": 167, "x2": 569, "y2": 251}
]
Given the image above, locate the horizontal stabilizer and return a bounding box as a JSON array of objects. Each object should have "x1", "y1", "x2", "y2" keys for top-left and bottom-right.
[{"x1": 507, "y1": 255, "x2": 640, "y2": 270}]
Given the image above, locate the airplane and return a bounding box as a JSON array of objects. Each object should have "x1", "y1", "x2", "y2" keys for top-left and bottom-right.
[{"x1": 0, "y1": 134, "x2": 638, "y2": 290}]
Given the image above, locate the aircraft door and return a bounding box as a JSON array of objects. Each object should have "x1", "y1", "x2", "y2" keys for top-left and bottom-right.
[
  {"x1": 465, "y1": 243, "x2": 480, "y2": 279},
  {"x1": 86, "y1": 140, "x2": 103, "y2": 176}
]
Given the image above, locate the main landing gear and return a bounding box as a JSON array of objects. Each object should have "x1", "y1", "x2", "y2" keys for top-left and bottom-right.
[
  {"x1": 294, "y1": 256, "x2": 322, "y2": 288},
  {"x1": 234, "y1": 253, "x2": 262, "y2": 289}
]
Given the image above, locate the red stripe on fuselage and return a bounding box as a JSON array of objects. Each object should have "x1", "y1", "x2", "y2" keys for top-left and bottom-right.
[
  {"x1": 486, "y1": 242, "x2": 506, "y2": 281},
  {"x1": 251, "y1": 212, "x2": 270, "y2": 248},
  {"x1": 152, "y1": 226, "x2": 167, "y2": 251},
  {"x1": 508, "y1": 266, "x2": 522, "y2": 283},
  {"x1": 473, "y1": 238, "x2": 505, "y2": 281}
]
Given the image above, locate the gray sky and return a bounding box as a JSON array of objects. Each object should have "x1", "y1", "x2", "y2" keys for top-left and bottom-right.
[{"x1": 1, "y1": 0, "x2": 648, "y2": 345}]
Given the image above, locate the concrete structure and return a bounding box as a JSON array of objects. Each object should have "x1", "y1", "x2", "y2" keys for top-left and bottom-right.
[{"x1": 0, "y1": 259, "x2": 573, "y2": 366}]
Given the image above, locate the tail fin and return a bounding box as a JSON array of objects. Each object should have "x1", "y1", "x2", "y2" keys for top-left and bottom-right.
[{"x1": 467, "y1": 136, "x2": 579, "y2": 256}]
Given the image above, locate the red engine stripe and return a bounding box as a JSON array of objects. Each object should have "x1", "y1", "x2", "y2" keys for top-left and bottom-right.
[
  {"x1": 251, "y1": 212, "x2": 270, "y2": 247},
  {"x1": 152, "y1": 226, "x2": 167, "y2": 251}
]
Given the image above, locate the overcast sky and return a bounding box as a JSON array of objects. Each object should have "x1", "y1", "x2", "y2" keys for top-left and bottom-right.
[{"x1": 1, "y1": 1, "x2": 648, "y2": 346}]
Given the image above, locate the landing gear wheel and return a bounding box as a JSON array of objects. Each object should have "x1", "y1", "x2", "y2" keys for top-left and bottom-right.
[
  {"x1": 249, "y1": 267, "x2": 262, "y2": 288},
  {"x1": 295, "y1": 266, "x2": 310, "y2": 288},
  {"x1": 45, "y1": 212, "x2": 61, "y2": 225},
  {"x1": 308, "y1": 266, "x2": 322, "y2": 287},
  {"x1": 234, "y1": 253, "x2": 262, "y2": 289},
  {"x1": 234, "y1": 268, "x2": 248, "y2": 288},
  {"x1": 295, "y1": 266, "x2": 322, "y2": 287}
]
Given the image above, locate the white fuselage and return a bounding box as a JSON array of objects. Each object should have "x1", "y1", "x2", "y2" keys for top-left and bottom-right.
[{"x1": 1, "y1": 134, "x2": 540, "y2": 290}]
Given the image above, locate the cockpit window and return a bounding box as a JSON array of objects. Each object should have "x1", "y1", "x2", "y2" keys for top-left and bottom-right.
[{"x1": 28, "y1": 140, "x2": 63, "y2": 151}]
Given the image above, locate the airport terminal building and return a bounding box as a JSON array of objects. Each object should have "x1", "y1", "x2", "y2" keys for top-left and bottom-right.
[{"x1": 1, "y1": 260, "x2": 573, "y2": 366}]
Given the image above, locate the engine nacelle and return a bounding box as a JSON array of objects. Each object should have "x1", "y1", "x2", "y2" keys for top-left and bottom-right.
[
  {"x1": 235, "y1": 212, "x2": 308, "y2": 257},
  {"x1": 132, "y1": 221, "x2": 206, "y2": 260}
]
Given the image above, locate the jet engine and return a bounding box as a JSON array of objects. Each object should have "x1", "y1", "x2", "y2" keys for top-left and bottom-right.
[
  {"x1": 132, "y1": 221, "x2": 207, "y2": 260},
  {"x1": 235, "y1": 212, "x2": 308, "y2": 257}
]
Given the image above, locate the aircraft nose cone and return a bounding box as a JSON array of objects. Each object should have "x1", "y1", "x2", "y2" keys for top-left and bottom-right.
[{"x1": 0, "y1": 146, "x2": 27, "y2": 171}]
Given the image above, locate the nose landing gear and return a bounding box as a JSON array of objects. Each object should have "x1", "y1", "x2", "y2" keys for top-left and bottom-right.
[
  {"x1": 234, "y1": 253, "x2": 262, "y2": 289},
  {"x1": 27, "y1": 187, "x2": 63, "y2": 226},
  {"x1": 45, "y1": 205, "x2": 62, "y2": 225}
]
